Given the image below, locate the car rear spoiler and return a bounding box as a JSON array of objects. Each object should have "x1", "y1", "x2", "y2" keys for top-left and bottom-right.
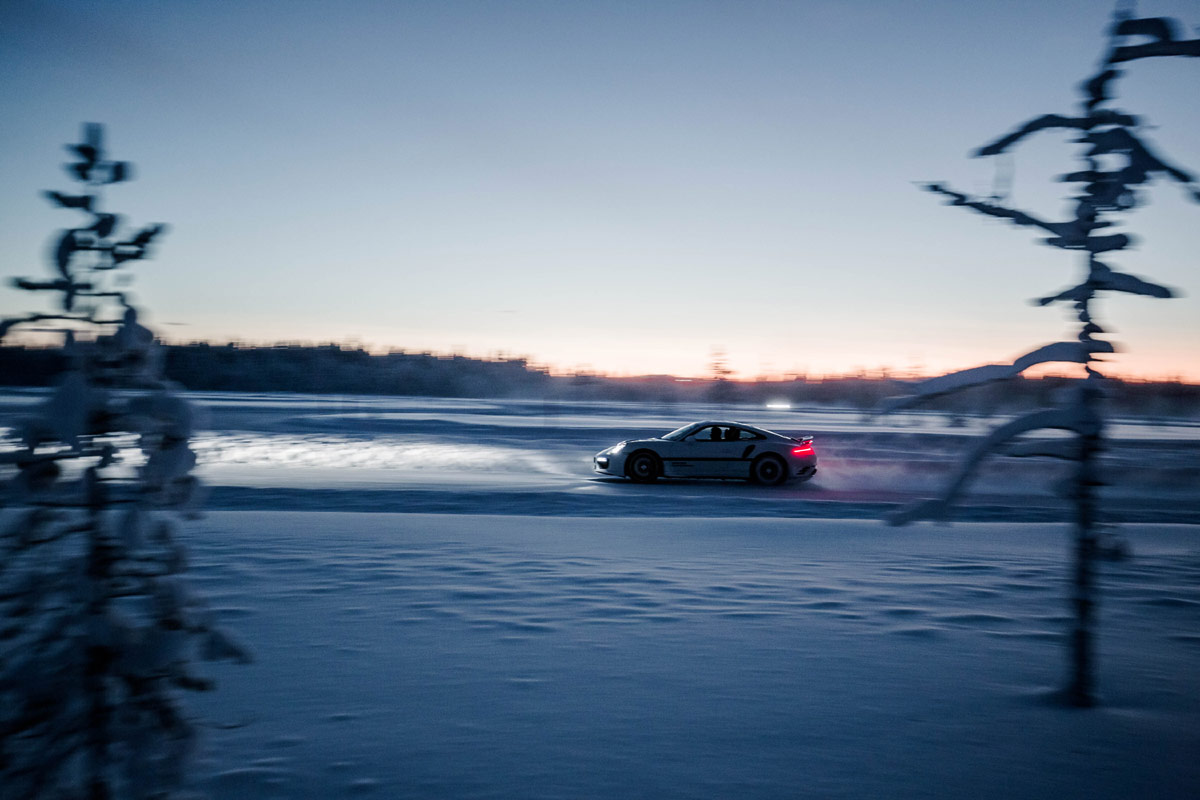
[{"x1": 791, "y1": 435, "x2": 813, "y2": 445}]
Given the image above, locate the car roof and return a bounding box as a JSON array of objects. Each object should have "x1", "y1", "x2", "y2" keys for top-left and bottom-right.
[{"x1": 694, "y1": 421, "x2": 775, "y2": 435}]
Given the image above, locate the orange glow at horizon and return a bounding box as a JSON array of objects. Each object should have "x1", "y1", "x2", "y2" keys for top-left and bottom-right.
[{"x1": 6, "y1": 323, "x2": 1197, "y2": 384}]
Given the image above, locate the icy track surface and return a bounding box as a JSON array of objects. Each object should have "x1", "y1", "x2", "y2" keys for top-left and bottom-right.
[
  {"x1": 3, "y1": 390, "x2": 1196, "y2": 521},
  {"x1": 180, "y1": 514, "x2": 1198, "y2": 799}
]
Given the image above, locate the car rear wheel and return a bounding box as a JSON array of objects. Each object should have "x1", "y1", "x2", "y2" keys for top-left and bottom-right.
[
  {"x1": 750, "y1": 454, "x2": 787, "y2": 486},
  {"x1": 626, "y1": 451, "x2": 659, "y2": 483}
]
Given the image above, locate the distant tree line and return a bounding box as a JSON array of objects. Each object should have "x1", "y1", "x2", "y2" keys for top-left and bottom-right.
[{"x1": 1, "y1": 342, "x2": 1197, "y2": 417}]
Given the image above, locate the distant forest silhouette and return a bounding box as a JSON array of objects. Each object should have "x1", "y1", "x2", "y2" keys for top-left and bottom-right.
[{"x1": 1, "y1": 342, "x2": 1197, "y2": 416}]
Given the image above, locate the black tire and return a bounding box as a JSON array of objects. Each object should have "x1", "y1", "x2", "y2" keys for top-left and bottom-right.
[
  {"x1": 626, "y1": 451, "x2": 660, "y2": 483},
  {"x1": 750, "y1": 454, "x2": 788, "y2": 486}
]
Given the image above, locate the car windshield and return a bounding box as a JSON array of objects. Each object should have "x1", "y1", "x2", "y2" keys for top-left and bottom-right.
[{"x1": 660, "y1": 423, "x2": 698, "y2": 441}]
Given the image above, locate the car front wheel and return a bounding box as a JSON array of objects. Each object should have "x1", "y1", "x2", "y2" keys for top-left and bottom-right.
[
  {"x1": 750, "y1": 454, "x2": 787, "y2": 486},
  {"x1": 626, "y1": 451, "x2": 659, "y2": 483}
]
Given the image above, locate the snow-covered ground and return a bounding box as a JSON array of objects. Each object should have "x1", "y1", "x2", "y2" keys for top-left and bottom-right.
[
  {"x1": 2, "y1": 391, "x2": 1198, "y2": 797},
  {"x1": 183, "y1": 514, "x2": 1198, "y2": 799}
]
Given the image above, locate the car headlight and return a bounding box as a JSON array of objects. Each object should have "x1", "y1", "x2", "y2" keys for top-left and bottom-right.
[{"x1": 611, "y1": 442, "x2": 626, "y2": 454}]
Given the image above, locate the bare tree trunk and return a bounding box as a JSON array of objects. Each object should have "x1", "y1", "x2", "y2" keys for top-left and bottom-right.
[
  {"x1": 1067, "y1": 380, "x2": 1101, "y2": 707},
  {"x1": 84, "y1": 468, "x2": 112, "y2": 800}
]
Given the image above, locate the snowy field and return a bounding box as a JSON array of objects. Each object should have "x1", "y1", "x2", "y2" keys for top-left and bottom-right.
[
  {"x1": 2, "y1": 391, "x2": 1199, "y2": 797},
  {"x1": 177, "y1": 514, "x2": 1200, "y2": 800}
]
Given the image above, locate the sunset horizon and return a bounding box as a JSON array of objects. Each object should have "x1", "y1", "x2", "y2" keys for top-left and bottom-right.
[{"x1": 14, "y1": 329, "x2": 1193, "y2": 385}]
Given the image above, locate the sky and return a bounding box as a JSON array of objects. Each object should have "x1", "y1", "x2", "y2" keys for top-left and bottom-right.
[{"x1": 1, "y1": 0, "x2": 1198, "y2": 381}]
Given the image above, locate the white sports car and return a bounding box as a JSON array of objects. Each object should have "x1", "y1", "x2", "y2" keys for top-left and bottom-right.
[{"x1": 593, "y1": 421, "x2": 817, "y2": 486}]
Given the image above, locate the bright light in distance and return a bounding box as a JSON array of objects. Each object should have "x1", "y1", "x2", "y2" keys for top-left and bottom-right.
[{"x1": 766, "y1": 400, "x2": 792, "y2": 410}]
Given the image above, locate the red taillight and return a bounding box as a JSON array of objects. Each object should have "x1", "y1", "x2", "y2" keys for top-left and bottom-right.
[{"x1": 792, "y1": 446, "x2": 813, "y2": 456}]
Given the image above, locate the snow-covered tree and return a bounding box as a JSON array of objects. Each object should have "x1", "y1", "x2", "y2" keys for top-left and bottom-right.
[
  {"x1": 0, "y1": 124, "x2": 248, "y2": 799},
  {"x1": 881, "y1": 11, "x2": 1197, "y2": 706}
]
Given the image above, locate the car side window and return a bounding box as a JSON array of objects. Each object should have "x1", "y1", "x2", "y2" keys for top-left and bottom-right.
[
  {"x1": 735, "y1": 428, "x2": 764, "y2": 441},
  {"x1": 691, "y1": 425, "x2": 723, "y2": 442}
]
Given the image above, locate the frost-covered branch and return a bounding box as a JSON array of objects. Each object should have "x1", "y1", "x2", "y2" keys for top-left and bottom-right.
[
  {"x1": 974, "y1": 110, "x2": 1137, "y2": 157},
  {"x1": 1108, "y1": 15, "x2": 1200, "y2": 62},
  {"x1": 885, "y1": 408, "x2": 1091, "y2": 525},
  {"x1": 1035, "y1": 261, "x2": 1176, "y2": 306},
  {"x1": 878, "y1": 340, "x2": 1114, "y2": 413}
]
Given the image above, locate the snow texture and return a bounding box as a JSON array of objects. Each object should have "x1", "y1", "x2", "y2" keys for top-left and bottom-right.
[{"x1": 161, "y1": 511, "x2": 1199, "y2": 800}]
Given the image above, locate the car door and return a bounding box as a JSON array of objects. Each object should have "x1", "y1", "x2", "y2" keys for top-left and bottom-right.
[
  {"x1": 664, "y1": 425, "x2": 744, "y2": 478},
  {"x1": 727, "y1": 426, "x2": 767, "y2": 479}
]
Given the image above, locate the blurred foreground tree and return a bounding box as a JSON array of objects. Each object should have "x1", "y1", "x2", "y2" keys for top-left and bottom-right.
[
  {"x1": 881, "y1": 10, "x2": 1197, "y2": 706},
  {"x1": 0, "y1": 124, "x2": 248, "y2": 799}
]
